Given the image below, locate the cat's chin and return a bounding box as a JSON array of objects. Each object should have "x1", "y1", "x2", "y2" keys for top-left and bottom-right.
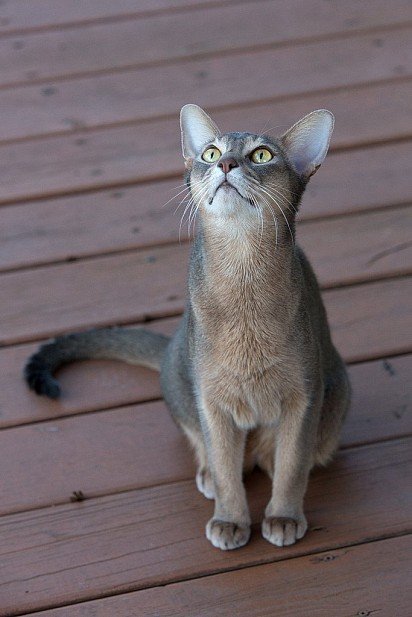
[{"x1": 204, "y1": 188, "x2": 255, "y2": 218}]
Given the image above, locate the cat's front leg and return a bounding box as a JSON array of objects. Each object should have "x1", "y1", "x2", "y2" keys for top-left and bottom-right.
[
  {"x1": 262, "y1": 393, "x2": 321, "y2": 547},
  {"x1": 199, "y1": 396, "x2": 251, "y2": 550}
]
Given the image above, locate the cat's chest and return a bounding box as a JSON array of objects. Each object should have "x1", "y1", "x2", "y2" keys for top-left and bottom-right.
[
  {"x1": 202, "y1": 359, "x2": 308, "y2": 429},
  {"x1": 196, "y1": 289, "x2": 289, "y2": 375}
]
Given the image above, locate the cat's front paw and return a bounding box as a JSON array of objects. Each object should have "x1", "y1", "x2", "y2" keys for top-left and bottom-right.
[
  {"x1": 206, "y1": 518, "x2": 251, "y2": 550},
  {"x1": 262, "y1": 514, "x2": 307, "y2": 547}
]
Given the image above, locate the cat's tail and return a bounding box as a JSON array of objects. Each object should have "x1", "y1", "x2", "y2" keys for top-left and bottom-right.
[{"x1": 24, "y1": 327, "x2": 170, "y2": 399}]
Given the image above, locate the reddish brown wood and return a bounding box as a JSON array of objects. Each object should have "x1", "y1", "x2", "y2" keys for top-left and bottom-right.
[
  {"x1": 1, "y1": 319, "x2": 411, "y2": 441},
  {"x1": 327, "y1": 278, "x2": 412, "y2": 362},
  {"x1": 341, "y1": 355, "x2": 411, "y2": 446},
  {"x1": 0, "y1": 245, "x2": 187, "y2": 345},
  {"x1": 0, "y1": 4, "x2": 410, "y2": 614},
  {"x1": 0, "y1": 28, "x2": 410, "y2": 142},
  {"x1": 29, "y1": 536, "x2": 412, "y2": 617},
  {"x1": 2, "y1": 1, "x2": 411, "y2": 87},
  {"x1": 298, "y1": 205, "x2": 412, "y2": 287},
  {"x1": 0, "y1": 352, "x2": 410, "y2": 513},
  {"x1": 1, "y1": 83, "x2": 411, "y2": 205},
  {"x1": 0, "y1": 438, "x2": 410, "y2": 614},
  {"x1": 1, "y1": 227, "x2": 411, "y2": 348},
  {"x1": 1, "y1": 180, "x2": 410, "y2": 275},
  {"x1": 0, "y1": 318, "x2": 178, "y2": 427},
  {"x1": 0, "y1": 400, "x2": 193, "y2": 514}
]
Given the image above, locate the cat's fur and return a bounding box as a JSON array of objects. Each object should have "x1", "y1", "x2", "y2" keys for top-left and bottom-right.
[{"x1": 25, "y1": 105, "x2": 350, "y2": 550}]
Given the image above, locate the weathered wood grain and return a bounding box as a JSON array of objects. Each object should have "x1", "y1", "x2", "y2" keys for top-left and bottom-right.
[
  {"x1": 0, "y1": 2, "x2": 410, "y2": 616},
  {"x1": 1, "y1": 82, "x2": 410, "y2": 205},
  {"x1": 1, "y1": 231, "x2": 411, "y2": 350},
  {"x1": 1, "y1": 188, "x2": 410, "y2": 274},
  {"x1": 28, "y1": 536, "x2": 412, "y2": 617},
  {"x1": 0, "y1": 28, "x2": 410, "y2": 142},
  {"x1": 0, "y1": 353, "x2": 411, "y2": 513},
  {"x1": 0, "y1": 400, "x2": 193, "y2": 514},
  {"x1": 1, "y1": 317, "x2": 411, "y2": 440},
  {"x1": 325, "y1": 278, "x2": 412, "y2": 362},
  {"x1": 0, "y1": 438, "x2": 410, "y2": 614},
  {"x1": 2, "y1": 0, "x2": 411, "y2": 87},
  {"x1": 0, "y1": 318, "x2": 177, "y2": 427}
]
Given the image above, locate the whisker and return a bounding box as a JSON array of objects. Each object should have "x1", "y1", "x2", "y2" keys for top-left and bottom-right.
[
  {"x1": 265, "y1": 181, "x2": 301, "y2": 202},
  {"x1": 250, "y1": 179, "x2": 298, "y2": 227},
  {"x1": 260, "y1": 123, "x2": 285, "y2": 136},
  {"x1": 261, "y1": 183, "x2": 299, "y2": 213},
  {"x1": 161, "y1": 185, "x2": 190, "y2": 210},
  {"x1": 249, "y1": 178, "x2": 297, "y2": 219},
  {"x1": 245, "y1": 180, "x2": 280, "y2": 250},
  {"x1": 182, "y1": 181, "x2": 209, "y2": 240},
  {"x1": 257, "y1": 192, "x2": 279, "y2": 249}
]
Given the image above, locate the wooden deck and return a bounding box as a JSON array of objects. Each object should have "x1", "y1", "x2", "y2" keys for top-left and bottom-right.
[{"x1": 1, "y1": 1, "x2": 411, "y2": 615}]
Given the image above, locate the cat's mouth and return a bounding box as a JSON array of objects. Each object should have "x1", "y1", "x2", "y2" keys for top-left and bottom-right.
[{"x1": 210, "y1": 181, "x2": 254, "y2": 205}]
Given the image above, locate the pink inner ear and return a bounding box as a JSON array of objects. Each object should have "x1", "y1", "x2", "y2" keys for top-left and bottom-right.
[{"x1": 180, "y1": 104, "x2": 220, "y2": 159}]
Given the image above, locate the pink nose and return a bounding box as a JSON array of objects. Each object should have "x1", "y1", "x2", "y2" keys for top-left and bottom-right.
[{"x1": 218, "y1": 157, "x2": 239, "y2": 174}]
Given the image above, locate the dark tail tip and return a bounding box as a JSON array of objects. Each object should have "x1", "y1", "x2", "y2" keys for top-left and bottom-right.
[{"x1": 24, "y1": 357, "x2": 61, "y2": 399}]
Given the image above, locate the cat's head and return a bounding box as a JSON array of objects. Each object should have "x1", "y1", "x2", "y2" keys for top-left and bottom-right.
[{"x1": 180, "y1": 104, "x2": 334, "y2": 236}]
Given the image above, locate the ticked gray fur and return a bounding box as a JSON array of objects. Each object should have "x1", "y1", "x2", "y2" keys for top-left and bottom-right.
[{"x1": 25, "y1": 105, "x2": 350, "y2": 551}]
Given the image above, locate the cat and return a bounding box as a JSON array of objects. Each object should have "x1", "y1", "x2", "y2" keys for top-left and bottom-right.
[{"x1": 25, "y1": 104, "x2": 350, "y2": 551}]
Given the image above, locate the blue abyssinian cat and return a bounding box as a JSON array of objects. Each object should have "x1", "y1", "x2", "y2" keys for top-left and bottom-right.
[{"x1": 25, "y1": 105, "x2": 350, "y2": 550}]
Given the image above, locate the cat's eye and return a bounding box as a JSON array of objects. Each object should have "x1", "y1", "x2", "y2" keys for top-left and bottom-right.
[
  {"x1": 251, "y1": 148, "x2": 273, "y2": 164},
  {"x1": 202, "y1": 146, "x2": 222, "y2": 163}
]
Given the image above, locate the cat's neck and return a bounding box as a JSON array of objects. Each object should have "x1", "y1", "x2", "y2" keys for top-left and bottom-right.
[
  {"x1": 191, "y1": 214, "x2": 298, "y2": 323},
  {"x1": 189, "y1": 215, "x2": 300, "y2": 375},
  {"x1": 199, "y1": 213, "x2": 294, "y2": 282}
]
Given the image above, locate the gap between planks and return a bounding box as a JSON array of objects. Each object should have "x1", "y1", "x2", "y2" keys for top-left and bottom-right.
[{"x1": 0, "y1": 0, "x2": 253, "y2": 37}]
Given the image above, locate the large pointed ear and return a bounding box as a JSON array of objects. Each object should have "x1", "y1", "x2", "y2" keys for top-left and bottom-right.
[
  {"x1": 281, "y1": 110, "x2": 334, "y2": 180},
  {"x1": 180, "y1": 104, "x2": 221, "y2": 161}
]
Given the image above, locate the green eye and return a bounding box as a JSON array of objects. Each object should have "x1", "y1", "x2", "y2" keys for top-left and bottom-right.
[
  {"x1": 202, "y1": 146, "x2": 222, "y2": 163},
  {"x1": 251, "y1": 148, "x2": 273, "y2": 164}
]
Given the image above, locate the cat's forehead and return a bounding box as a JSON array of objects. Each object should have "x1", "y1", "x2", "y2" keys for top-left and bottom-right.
[{"x1": 214, "y1": 131, "x2": 280, "y2": 154}]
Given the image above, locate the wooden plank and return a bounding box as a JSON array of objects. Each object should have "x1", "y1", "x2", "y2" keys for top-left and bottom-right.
[
  {"x1": 1, "y1": 303, "x2": 411, "y2": 439},
  {"x1": 1, "y1": 353, "x2": 411, "y2": 512},
  {"x1": 29, "y1": 536, "x2": 412, "y2": 617},
  {"x1": 0, "y1": 0, "x2": 232, "y2": 36},
  {"x1": 0, "y1": 82, "x2": 411, "y2": 205},
  {"x1": 1, "y1": 226, "x2": 411, "y2": 348},
  {"x1": 0, "y1": 28, "x2": 410, "y2": 142},
  {"x1": 298, "y1": 205, "x2": 412, "y2": 288},
  {"x1": 0, "y1": 244, "x2": 186, "y2": 345},
  {"x1": 0, "y1": 400, "x2": 193, "y2": 514},
  {"x1": 1, "y1": 171, "x2": 410, "y2": 274},
  {"x1": 0, "y1": 318, "x2": 177, "y2": 427},
  {"x1": 341, "y1": 355, "x2": 412, "y2": 447},
  {"x1": 327, "y1": 278, "x2": 412, "y2": 362},
  {"x1": 0, "y1": 438, "x2": 410, "y2": 613},
  {"x1": 2, "y1": 1, "x2": 411, "y2": 88}
]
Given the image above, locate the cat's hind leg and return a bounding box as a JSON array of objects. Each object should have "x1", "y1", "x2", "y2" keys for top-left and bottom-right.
[
  {"x1": 182, "y1": 425, "x2": 215, "y2": 499},
  {"x1": 315, "y1": 363, "x2": 351, "y2": 466}
]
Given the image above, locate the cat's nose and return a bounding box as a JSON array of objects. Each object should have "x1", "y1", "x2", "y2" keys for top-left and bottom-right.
[{"x1": 218, "y1": 157, "x2": 239, "y2": 174}]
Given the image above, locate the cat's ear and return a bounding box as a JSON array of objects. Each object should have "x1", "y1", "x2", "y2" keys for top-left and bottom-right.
[
  {"x1": 180, "y1": 104, "x2": 221, "y2": 161},
  {"x1": 281, "y1": 110, "x2": 334, "y2": 180}
]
